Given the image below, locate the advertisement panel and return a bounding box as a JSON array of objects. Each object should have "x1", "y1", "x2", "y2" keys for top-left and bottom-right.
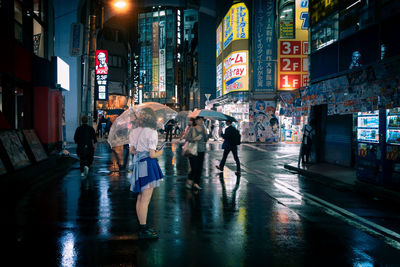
[
  {"x1": 216, "y1": 63, "x2": 222, "y2": 97},
  {"x1": 159, "y1": 21, "x2": 166, "y2": 94},
  {"x1": 223, "y1": 51, "x2": 248, "y2": 95},
  {"x1": 277, "y1": 0, "x2": 309, "y2": 91},
  {"x1": 223, "y1": 3, "x2": 248, "y2": 49},
  {"x1": 253, "y1": 0, "x2": 276, "y2": 92},
  {"x1": 152, "y1": 22, "x2": 159, "y2": 92},
  {"x1": 95, "y1": 50, "x2": 108, "y2": 100},
  {"x1": 216, "y1": 23, "x2": 222, "y2": 58}
]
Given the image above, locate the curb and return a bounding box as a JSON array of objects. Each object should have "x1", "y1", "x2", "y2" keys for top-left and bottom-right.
[{"x1": 284, "y1": 164, "x2": 400, "y2": 205}]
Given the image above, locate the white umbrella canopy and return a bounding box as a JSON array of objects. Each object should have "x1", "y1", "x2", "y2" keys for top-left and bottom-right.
[{"x1": 107, "y1": 103, "x2": 177, "y2": 148}]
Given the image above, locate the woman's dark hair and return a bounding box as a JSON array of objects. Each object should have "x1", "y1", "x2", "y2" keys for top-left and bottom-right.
[
  {"x1": 138, "y1": 107, "x2": 158, "y2": 129},
  {"x1": 189, "y1": 117, "x2": 196, "y2": 126},
  {"x1": 81, "y1": 115, "x2": 88, "y2": 124}
]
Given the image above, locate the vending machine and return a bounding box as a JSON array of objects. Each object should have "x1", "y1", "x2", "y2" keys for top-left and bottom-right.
[
  {"x1": 356, "y1": 110, "x2": 386, "y2": 184},
  {"x1": 384, "y1": 108, "x2": 400, "y2": 186}
]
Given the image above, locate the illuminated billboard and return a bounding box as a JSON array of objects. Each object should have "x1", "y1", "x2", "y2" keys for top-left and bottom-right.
[
  {"x1": 223, "y1": 51, "x2": 248, "y2": 94},
  {"x1": 95, "y1": 50, "x2": 108, "y2": 100},
  {"x1": 159, "y1": 21, "x2": 166, "y2": 93},
  {"x1": 216, "y1": 23, "x2": 222, "y2": 58},
  {"x1": 223, "y1": 3, "x2": 249, "y2": 49},
  {"x1": 277, "y1": 0, "x2": 309, "y2": 91},
  {"x1": 152, "y1": 22, "x2": 159, "y2": 92},
  {"x1": 216, "y1": 63, "x2": 222, "y2": 97}
]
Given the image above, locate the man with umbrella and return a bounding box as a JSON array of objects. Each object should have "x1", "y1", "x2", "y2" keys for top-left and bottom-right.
[{"x1": 216, "y1": 119, "x2": 241, "y2": 175}]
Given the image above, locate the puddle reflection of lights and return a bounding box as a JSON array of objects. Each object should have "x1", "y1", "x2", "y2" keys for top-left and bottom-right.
[
  {"x1": 60, "y1": 231, "x2": 77, "y2": 267},
  {"x1": 98, "y1": 179, "x2": 111, "y2": 238},
  {"x1": 273, "y1": 182, "x2": 303, "y2": 206}
]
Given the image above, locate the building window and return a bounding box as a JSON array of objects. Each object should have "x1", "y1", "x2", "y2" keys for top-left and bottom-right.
[
  {"x1": 311, "y1": 13, "x2": 339, "y2": 52},
  {"x1": 33, "y1": 18, "x2": 45, "y2": 57},
  {"x1": 14, "y1": 0, "x2": 23, "y2": 42}
]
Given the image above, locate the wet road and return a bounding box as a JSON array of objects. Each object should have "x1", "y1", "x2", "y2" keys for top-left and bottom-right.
[{"x1": 3, "y1": 140, "x2": 400, "y2": 266}]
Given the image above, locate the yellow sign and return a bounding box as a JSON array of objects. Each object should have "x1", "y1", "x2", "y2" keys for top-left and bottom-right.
[
  {"x1": 277, "y1": 0, "x2": 309, "y2": 91},
  {"x1": 223, "y1": 3, "x2": 248, "y2": 49},
  {"x1": 223, "y1": 50, "x2": 248, "y2": 95}
]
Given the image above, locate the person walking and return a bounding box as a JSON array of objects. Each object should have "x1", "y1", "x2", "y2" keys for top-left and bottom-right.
[
  {"x1": 164, "y1": 119, "x2": 175, "y2": 142},
  {"x1": 299, "y1": 119, "x2": 316, "y2": 166},
  {"x1": 185, "y1": 116, "x2": 209, "y2": 190},
  {"x1": 74, "y1": 115, "x2": 97, "y2": 177},
  {"x1": 129, "y1": 108, "x2": 164, "y2": 239},
  {"x1": 216, "y1": 120, "x2": 241, "y2": 175}
]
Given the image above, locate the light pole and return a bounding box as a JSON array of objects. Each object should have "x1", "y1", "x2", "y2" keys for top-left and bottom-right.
[{"x1": 82, "y1": 0, "x2": 129, "y2": 125}]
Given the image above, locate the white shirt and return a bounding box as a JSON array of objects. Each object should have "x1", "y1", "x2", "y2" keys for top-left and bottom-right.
[{"x1": 129, "y1": 127, "x2": 158, "y2": 152}]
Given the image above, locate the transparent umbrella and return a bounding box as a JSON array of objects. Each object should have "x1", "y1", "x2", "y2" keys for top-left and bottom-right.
[{"x1": 107, "y1": 103, "x2": 177, "y2": 148}]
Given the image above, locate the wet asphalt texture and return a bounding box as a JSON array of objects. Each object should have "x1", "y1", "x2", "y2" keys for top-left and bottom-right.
[{"x1": 1, "y1": 140, "x2": 400, "y2": 266}]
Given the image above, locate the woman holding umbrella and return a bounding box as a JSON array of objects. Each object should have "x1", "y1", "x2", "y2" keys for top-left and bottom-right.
[
  {"x1": 129, "y1": 108, "x2": 164, "y2": 239},
  {"x1": 185, "y1": 116, "x2": 209, "y2": 190}
]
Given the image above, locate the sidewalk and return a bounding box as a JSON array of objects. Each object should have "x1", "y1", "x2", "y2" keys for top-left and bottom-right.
[{"x1": 284, "y1": 162, "x2": 400, "y2": 204}]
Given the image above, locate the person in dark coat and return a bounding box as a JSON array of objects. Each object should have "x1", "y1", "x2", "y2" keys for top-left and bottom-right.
[
  {"x1": 216, "y1": 120, "x2": 241, "y2": 175},
  {"x1": 74, "y1": 115, "x2": 97, "y2": 177},
  {"x1": 164, "y1": 119, "x2": 175, "y2": 142}
]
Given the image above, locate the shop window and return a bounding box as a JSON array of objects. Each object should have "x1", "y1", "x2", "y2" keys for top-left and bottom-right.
[
  {"x1": 33, "y1": 18, "x2": 45, "y2": 58},
  {"x1": 310, "y1": 13, "x2": 339, "y2": 52},
  {"x1": 14, "y1": 0, "x2": 23, "y2": 42},
  {"x1": 339, "y1": 0, "x2": 375, "y2": 39}
]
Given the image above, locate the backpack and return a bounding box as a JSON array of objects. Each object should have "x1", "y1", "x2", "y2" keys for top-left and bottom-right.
[{"x1": 233, "y1": 128, "x2": 241, "y2": 145}]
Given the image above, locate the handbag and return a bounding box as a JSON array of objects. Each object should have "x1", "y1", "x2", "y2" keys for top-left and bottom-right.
[{"x1": 182, "y1": 128, "x2": 198, "y2": 157}]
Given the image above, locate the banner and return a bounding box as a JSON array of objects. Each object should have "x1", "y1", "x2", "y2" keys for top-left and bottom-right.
[
  {"x1": 223, "y1": 51, "x2": 248, "y2": 94},
  {"x1": 95, "y1": 50, "x2": 108, "y2": 100},
  {"x1": 152, "y1": 22, "x2": 159, "y2": 92},
  {"x1": 223, "y1": 3, "x2": 249, "y2": 49},
  {"x1": 253, "y1": 0, "x2": 275, "y2": 92},
  {"x1": 216, "y1": 63, "x2": 222, "y2": 98},
  {"x1": 216, "y1": 23, "x2": 222, "y2": 58},
  {"x1": 277, "y1": 0, "x2": 309, "y2": 91},
  {"x1": 159, "y1": 21, "x2": 166, "y2": 93}
]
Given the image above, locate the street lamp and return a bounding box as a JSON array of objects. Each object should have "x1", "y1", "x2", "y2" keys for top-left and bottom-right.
[{"x1": 113, "y1": 1, "x2": 127, "y2": 9}]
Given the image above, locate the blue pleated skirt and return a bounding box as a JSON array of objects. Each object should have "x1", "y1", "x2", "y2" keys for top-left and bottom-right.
[{"x1": 131, "y1": 157, "x2": 164, "y2": 193}]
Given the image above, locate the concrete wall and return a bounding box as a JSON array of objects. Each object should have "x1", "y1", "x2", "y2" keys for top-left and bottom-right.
[{"x1": 53, "y1": 0, "x2": 81, "y2": 142}]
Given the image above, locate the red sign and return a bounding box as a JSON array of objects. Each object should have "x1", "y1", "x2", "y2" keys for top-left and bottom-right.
[
  {"x1": 280, "y1": 74, "x2": 301, "y2": 89},
  {"x1": 302, "y1": 41, "x2": 309, "y2": 55},
  {"x1": 96, "y1": 50, "x2": 108, "y2": 75},
  {"x1": 302, "y1": 74, "x2": 309, "y2": 87},
  {"x1": 280, "y1": 41, "x2": 302, "y2": 55},
  {"x1": 280, "y1": 58, "x2": 302, "y2": 72}
]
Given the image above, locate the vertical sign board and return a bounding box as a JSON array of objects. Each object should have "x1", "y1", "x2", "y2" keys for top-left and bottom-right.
[
  {"x1": 278, "y1": 0, "x2": 309, "y2": 91},
  {"x1": 70, "y1": 23, "x2": 83, "y2": 56},
  {"x1": 159, "y1": 21, "x2": 166, "y2": 95},
  {"x1": 152, "y1": 22, "x2": 159, "y2": 92},
  {"x1": 216, "y1": 23, "x2": 222, "y2": 58},
  {"x1": 253, "y1": 0, "x2": 276, "y2": 92},
  {"x1": 95, "y1": 50, "x2": 109, "y2": 100},
  {"x1": 223, "y1": 3, "x2": 249, "y2": 49},
  {"x1": 216, "y1": 63, "x2": 222, "y2": 98},
  {"x1": 223, "y1": 51, "x2": 248, "y2": 95}
]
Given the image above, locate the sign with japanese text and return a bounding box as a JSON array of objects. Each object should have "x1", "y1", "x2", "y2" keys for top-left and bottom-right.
[
  {"x1": 95, "y1": 50, "x2": 108, "y2": 100},
  {"x1": 277, "y1": 0, "x2": 309, "y2": 91},
  {"x1": 159, "y1": 21, "x2": 166, "y2": 94},
  {"x1": 216, "y1": 63, "x2": 222, "y2": 97},
  {"x1": 216, "y1": 23, "x2": 222, "y2": 58},
  {"x1": 223, "y1": 3, "x2": 248, "y2": 49},
  {"x1": 253, "y1": 0, "x2": 275, "y2": 92},
  {"x1": 152, "y1": 22, "x2": 159, "y2": 92},
  {"x1": 223, "y1": 51, "x2": 248, "y2": 95}
]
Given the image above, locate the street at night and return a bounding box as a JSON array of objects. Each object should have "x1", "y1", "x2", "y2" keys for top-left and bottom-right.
[
  {"x1": 1, "y1": 140, "x2": 400, "y2": 266},
  {"x1": 2, "y1": 0, "x2": 400, "y2": 266}
]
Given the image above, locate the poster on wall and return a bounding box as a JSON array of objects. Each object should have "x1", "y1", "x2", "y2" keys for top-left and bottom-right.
[
  {"x1": 159, "y1": 21, "x2": 166, "y2": 94},
  {"x1": 277, "y1": 0, "x2": 309, "y2": 91},
  {"x1": 223, "y1": 51, "x2": 248, "y2": 95},
  {"x1": 95, "y1": 50, "x2": 109, "y2": 100},
  {"x1": 241, "y1": 101, "x2": 279, "y2": 143},
  {"x1": 0, "y1": 130, "x2": 31, "y2": 170},
  {"x1": 23, "y1": 129, "x2": 48, "y2": 162},
  {"x1": 223, "y1": 3, "x2": 249, "y2": 49},
  {"x1": 253, "y1": 0, "x2": 276, "y2": 92}
]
